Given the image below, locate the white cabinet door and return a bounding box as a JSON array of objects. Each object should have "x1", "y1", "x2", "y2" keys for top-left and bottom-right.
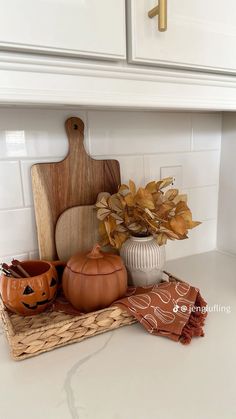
[
  {"x1": 128, "y1": 0, "x2": 236, "y2": 73},
  {"x1": 0, "y1": 0, "x2": 126, "y2": 60}
]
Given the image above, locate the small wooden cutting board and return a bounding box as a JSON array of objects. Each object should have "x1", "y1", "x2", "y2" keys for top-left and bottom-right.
[
  {"x1": 55, "y1": 205, "x2": 99, "y2": 262},
  {"x1": 31, "y1": 117, "x2": 120, "y2": 260}
]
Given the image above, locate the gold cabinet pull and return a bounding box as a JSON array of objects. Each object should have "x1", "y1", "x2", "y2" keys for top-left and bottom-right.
[{"x1": 148, "y1": 0, "x2": 167, "y2": 32}]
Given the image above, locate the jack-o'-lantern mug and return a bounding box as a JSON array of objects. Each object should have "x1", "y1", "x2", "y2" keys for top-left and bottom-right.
[{"x1": 0, "y1": 260, "x2": 65, "y2": 316}]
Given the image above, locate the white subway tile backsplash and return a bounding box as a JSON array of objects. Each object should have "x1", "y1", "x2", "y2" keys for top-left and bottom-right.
[
  {"x1": 88, "y1": 111, "x2": 192, "y2": 156},
  {"x1": 0, "y1": 108, "x2": 222, "y2": 261},
  {"x1": 144, "y1": 151, "x2": 220, "y2": 189},
  {"x1": 117, "y1": 155, "x2": 145, "y2": 185},
  {"x1": 29, "y1": 250, "x2": 40, "y2": 260},
  {"x1": 96, "y1": 155, "x2": 145, "y2": 186},
  {"x1": 218, "y1": 113, "x2": 236, "y2": 254},
  {"x1": 186, "y1": 186, "x2": 218, "y2": 221},
  {"x1": 0, "y1": 208, "x2": 38, "y2": 256},
  {"x1": 21, "y1": 158, "x2": 62, "y2": 206},
  {"x1": 0, "y1": 109, "x2": 87, "y2": 159},
  {"x1": 0, "y1": 161, "x2": 23, "y2": 209},
  {"x1": 165, "y1": 220, "x2": 217, "y2": 261},
  {"x1": 192, "y1": 113, "x2": 221, "y2": 151},
  {"x1": 0, "y1": 253, "x2": 29, "y2": 264}
]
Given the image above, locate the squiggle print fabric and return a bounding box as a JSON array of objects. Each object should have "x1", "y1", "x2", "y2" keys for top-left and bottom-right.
[{"x1": 115, "y1": 279, "x2": 207, "y2": 345}]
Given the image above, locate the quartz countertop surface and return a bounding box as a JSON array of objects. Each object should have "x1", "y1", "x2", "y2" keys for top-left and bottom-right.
[{"x1": 0, "y1": 251, "x2": 235, "y2": 419}]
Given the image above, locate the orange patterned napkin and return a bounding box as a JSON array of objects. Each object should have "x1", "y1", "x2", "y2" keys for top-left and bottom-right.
[{"x1": 115, "y1": 279, "x2": 207, "y2": 344}]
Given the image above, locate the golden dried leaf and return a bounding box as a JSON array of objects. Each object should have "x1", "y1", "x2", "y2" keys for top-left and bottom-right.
[
  {"x1": 177, "y1": 234, "x2": 189, "y2": 240},
  {"x1": 97, "y1": 208, "x2": 111, "y2": 220},
  {"x1": 116, "y1": 225, "x2": 128, "y2": 233},
  {"x1": 107, "y1": 216, "x2": 117, "y2": 232},
  {"x1": 108, "y1": 195, "x2": 124, "y2": 212},
  {"x1": 144, "y1": 208, "x2": 155, "y2": 219},
  {"x1": 156, "y1": 202, "x2": 175, "y2": 218},
  {"x1": 119, "y1": 184, "x2": 129, "y2": 191},
  {"x1": 129, "y1": 179, "x2": 136, "y2": 196},
  {"x1": 128, "y1": 222, "x2": 143, "y2": 232},
  {"x1": 104, "y1": 220, "x2": 116, "y2": 247},
  {"x1": 152, "y1": 191, "x2": 164, "y2": 206},
  {"x1": 110, "y1": 213, "x2": 124, "y2": 224},
  {"x1": 156, "y1": 177, "x2": 174, "y2": 190},
  {"x1": 181, "y1": 211, "x2": 193, "y2": 224},
  {"x1": 177, "y1": 208, "x2": 201, "y2": 229},
  {"x1": 173, "y1": 194, "x2": 187, "y2": 205},
  {"x1": 113, "y1": 232, "x2": 128, "y2": 249},
  {"x1": 95, "y1": 196, "x2": 108, "y2": 208},
  {"x1": 136, "y1": 187, "x2": 152, "y2": 199},
  {"x1": 96, "y1": 192, "x2": 111, "y2": 202},
  {"x1": 164, "y1": 189, "x2": 179, "y2": 201},
  {"x1": 156, "y1": 233, "x2": 168, "y2": 246},
  {"x1": 186, "y1": 220, "x2": 201, "y2": 229},
  {"x1": 98, "y1": 221, "x2": 106, "y2": 235},
  {"x1": 98, "y1": 222, "x2": 110, "y2": 246},
  {"x1": 145, "y1": 218, "x2": 159, "y2": 232},
  {"x1": 135, "y1": 188, "x2": 155, "y2": 210},
  {"x1": 175, "y1": 201, "x2": 189, "y2": 215},
  {"x1": 145, "y1": 181, "x2": 157, "y2": 194},
  {"x1": 170, "y1": 215, "x2": 187, "y2": 235},
  {"x1": 138, "y1": 199, "x2": 155, "y2": 210},
  {"x1": 125, "y1": 193, "x2": 135, "y2": 207},
  {"x1": 158, "y1": 227, "x2": 180, "y2": 240},
  {"x1": 117, "y1": 194, "x2": 127, "y2": 208},
  {"x1": 118, "y1": 184, "x2": 130, "y2": 196},
  {"x1": 96, "y1": 177, "x2": 201, "y2": 249},
  {"x1": 124, "y1": 211, "x2": 133, "y2": 226}
]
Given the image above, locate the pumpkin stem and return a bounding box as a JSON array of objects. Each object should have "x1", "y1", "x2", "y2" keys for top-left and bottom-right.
[{"x1": 87, "y1": 244, "x2": 104, "y2": 259}]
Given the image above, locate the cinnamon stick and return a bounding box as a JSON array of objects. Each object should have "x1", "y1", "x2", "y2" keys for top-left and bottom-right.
[
  {"x1": 11, "y1": 259, "x2": 30, "y2": 278},
  {"x1": 2, "y1": 263, "x2": 21, "y2": 278}
]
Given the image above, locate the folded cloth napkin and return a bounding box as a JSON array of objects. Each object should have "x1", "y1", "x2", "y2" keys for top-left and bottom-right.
[{"x1": 115, "y1": 275, "x2": 207, "y2": 345}]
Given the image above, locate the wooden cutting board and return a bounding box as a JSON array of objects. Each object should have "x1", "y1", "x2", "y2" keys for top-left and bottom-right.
[
  {"x1": 55, "y1": 205, "x2": 99, "y2": 261},
  {"x1": 31, "y1": 117, "x2": 120, "y2": 261}
]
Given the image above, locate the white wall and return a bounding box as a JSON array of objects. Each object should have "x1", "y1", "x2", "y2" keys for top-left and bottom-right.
[
  {"x1": 217, "y1": 113, "x2": 236, "y2": 254},
  {"x1": 0, "y1": 108, "x2": 221, "y2": 263}
]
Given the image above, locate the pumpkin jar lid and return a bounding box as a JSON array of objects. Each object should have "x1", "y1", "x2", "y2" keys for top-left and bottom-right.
[{"x1": 66, "y1": 244, "x2": 125, "y2": 275}]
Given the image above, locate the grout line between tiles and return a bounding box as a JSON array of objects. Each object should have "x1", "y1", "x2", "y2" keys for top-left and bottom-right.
[
  {"x1": 0, "y1": 156, "x2": 65, "y2": 162},
  {"x1": 0, "y1": 150, "x2": 221, "y2": 161},
  {"x1": 215, "y1": 114, "x2": 223, "y2": 249},
  {"x1": 0, "y1": 205, "x2": 33, "y2": 213},
  {"x1": 0, "y1": 251, "x2": 30, "y2": 260},
  {"x1": 184, "y1": 184, "x2": 218, "y2": 190},
  {"x1": 190, "y1": 114, "x2": 194, "y2": 151},
  {"x1": 19, "y1": 160, "x2": 26, "y2": 207},
  {"x1": 91, "y1": 149, "x2": 221, "y2": 159},
  {"x1": 142, "y1": 154, "x2": 146, "y2": 183}
]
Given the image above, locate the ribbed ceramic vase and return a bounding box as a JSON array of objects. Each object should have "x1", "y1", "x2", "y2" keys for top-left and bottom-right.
[{"x1": 120, "y1": 236, "x2": 165, "y2": 287}]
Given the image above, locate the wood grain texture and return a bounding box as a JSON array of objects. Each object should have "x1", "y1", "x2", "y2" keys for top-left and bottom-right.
[
  {"x1": 31, "y1": 117, "x2": 120, "y2": 261},
  {"x1": 55, "y1": 205, "x2": 99, "y2": 261}
]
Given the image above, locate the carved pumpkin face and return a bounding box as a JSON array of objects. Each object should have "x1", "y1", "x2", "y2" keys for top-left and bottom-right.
[{"x1": 0, "y1": 261, "x2": 58, "y2": 316}]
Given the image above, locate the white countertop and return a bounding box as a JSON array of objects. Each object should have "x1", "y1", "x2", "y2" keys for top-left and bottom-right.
[{"x1": 0, "y1": 250, "x2": 236, "y2": 419}]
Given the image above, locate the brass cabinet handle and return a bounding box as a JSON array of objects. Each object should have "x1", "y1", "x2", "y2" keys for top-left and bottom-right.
[{"x1": 148, "y1": 0, "x2": 167, "y2": 32}]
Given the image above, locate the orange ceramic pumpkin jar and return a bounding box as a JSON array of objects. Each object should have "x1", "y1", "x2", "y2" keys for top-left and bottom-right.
[
  {"x1": 62, "y1": 244, "x2": 127, "y2": 312},
  {"x1": 0, "y1": 261, "x2": 59, "y2": 316}
]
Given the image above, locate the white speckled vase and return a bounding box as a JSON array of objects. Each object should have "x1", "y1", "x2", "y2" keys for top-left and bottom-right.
[{"x1": 120, "y1": 236, "x2": 165, "y2": 287}]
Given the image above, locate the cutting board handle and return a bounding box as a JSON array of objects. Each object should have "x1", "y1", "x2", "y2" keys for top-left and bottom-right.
[{"x1": 65, "y1": 117, "x2": 87, "y2": 158}]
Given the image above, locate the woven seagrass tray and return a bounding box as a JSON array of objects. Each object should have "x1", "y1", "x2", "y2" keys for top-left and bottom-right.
[
  {"x1": 0, "y1": 299, "x2": 136, "y2": 360},
  {"x1": 0, "y1": 272, "x2": 179, "y2": 361}
]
